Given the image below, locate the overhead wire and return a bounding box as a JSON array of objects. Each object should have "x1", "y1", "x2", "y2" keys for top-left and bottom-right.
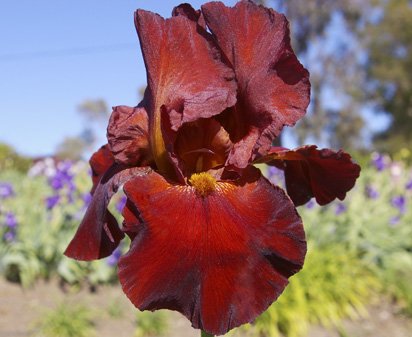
[{"x1": 0, "y1": 43, "x2": 137, "y2": 62}]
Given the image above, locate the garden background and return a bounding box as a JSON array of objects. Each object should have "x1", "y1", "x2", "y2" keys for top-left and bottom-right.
[{"x1": 1, "y1": 0, "x2": 412, "y2": 336}]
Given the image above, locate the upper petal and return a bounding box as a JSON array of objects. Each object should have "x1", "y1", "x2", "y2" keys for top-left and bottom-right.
[
  {"x1": 202, "y1": 1, "x2": 310, "y2": 168},
  {"x1": 107, "y1": 105, "x2": 152, "y2": 166},
  {"x1": 256, "y1": 145, "x2": 361, "y2": 206},
  {"x1": 135, "y1": 9, "x2": 237, "y2": 174},
  {"x1": 64, "y1": 166, "x2": 151, "y2": 261},
  {"x1": 119, "y1": 168, "x2": 306, "y2": 335},
  {"x1": 172, "y1": 3, "x2": 207, "y2": 29}
]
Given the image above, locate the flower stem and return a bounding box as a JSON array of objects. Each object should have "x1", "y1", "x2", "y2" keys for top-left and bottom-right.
[{"x1": 201, "y1": 330, "x2": 214, "y2": 337}]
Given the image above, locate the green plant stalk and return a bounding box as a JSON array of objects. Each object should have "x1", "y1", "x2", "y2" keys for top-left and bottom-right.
[{"x1": 201, "y1": 330, "x2": 214, "y2": 337}]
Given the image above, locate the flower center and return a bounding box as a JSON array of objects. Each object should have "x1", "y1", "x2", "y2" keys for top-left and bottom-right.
[{"x1": 189, "y1": 172, "x2": 217, "y2": 197}]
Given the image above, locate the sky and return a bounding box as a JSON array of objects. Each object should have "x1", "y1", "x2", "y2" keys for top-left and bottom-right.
[
  {"x1": 0, "y1": 0, "x2": 238, "y2": 157},
  {"x1": 0, "y1": 0, "x2": 388, "y2": 158}
]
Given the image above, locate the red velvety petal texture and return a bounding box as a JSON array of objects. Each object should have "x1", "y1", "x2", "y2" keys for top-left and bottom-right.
[
  {"x1": 89, "y1": 145, "x2": 115, "y2": 195},
  {"x1": 135, "y1": 9, "x2": 236, "y2": 131},
  {"x1": 119, "y1": 169, "x2": 306, "y2": 335},
  {"x1": 202, "y1": 1, "x2": 310, "y2": 168},
  {"x1": 107, "y1": 105, "x2": 151, "y2": 166},
  {"x1": 172, "y1": 3, "x2": 206, "y2": 29},
  {"x1": 64, "y1": 166, "x2": 150, "y2": 261},
  {"x1": 260, "y1": 145, "x2": 361, "y2": 206}
]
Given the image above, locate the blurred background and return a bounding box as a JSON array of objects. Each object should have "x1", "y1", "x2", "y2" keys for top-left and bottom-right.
[{"x1": 0, "y1": 0, "x2": 411, "y2": 336}]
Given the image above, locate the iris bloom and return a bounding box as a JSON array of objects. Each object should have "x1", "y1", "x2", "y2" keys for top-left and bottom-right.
[{"x1": 65, "y1": 1, "x2": 360, "y2": 335}]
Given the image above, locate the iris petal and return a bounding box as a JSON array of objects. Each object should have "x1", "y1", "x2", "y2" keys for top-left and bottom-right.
[
  {"x1": 172, "y1": 3, "x2": 207, "y2": 28},
  {"x1": 256, "y1": 145, "x2": 361, "y2": 206},
  {"x1": 89, "y1": 145, "x2": 115, "y2": 195},
  {"x1": 107, "y1": 105, "x2": 151, "y2": 166},
  {"x1": 119, "y1": 167, "x2": 306, "y2": 335},
  {"x1": 64, "y1": 166, "x2": 151, "y2": 260},
  {"x1": 202, "y1": 1, "x2": 310, "y2": 169},
  {"x1": 135, "y1": 9, "x2": 237, "y2": 174}
]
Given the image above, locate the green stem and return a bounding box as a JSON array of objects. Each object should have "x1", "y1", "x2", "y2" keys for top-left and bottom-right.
[{"x1": 201, "y1": 330, "x2": 214, "y2": 337}]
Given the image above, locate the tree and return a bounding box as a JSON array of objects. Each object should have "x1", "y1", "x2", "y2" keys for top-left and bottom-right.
[
  {"x1": 55, "y1": 99, "x2": 109, "y2": 160},
  {"x1": 365, "y1": 0, "x2": 412, "y2": 153},
  {"x1": 256, "y1": 0, "x2": 372, "y2": 150}
]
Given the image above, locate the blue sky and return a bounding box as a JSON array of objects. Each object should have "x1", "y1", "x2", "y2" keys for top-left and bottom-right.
[
  {"x1": 0, "y1": 0, "x2": 388, "y2": 157},
  {"x1": 0, "y1": 1, "x2": 238, "y2": 157}
]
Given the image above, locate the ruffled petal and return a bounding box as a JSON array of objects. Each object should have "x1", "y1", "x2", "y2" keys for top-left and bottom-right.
[
  {"x1": 202, "y1": 1, "x2": 310, "y2": 168},
  {"x1": 107, "y1": 105, "x2": 151, "y2": 166},
  {"x1": 89, "y1": 145, "x2": 115, "y2": 195},
  {"x1": 172, "y1": 3, "x2": 206, "y2": 29},
  {"x1": 164, "y1": 117, "x2": 232, "y2": 177},
  {"x1": 119, "y1": 168, "x2": 306, "y2": 335},
  {"x1": 64, "y1": 166, "x2": 151, "y2": 261},
  {"x1": 256, "y1": 145, "x2": 361, "y2": 206},
  {"x1": 135, "y1": 9, "x2": 237, "y2": 174}
]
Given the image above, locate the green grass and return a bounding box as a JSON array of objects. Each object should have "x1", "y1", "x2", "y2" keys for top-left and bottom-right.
[
  {"x1": 135, "y1": 310, "x2": 168, "y2": 337},
  {"x1": 250, "y1": 244, "x2": 379, "y2": 337},
  {"x1": 33, "y1": 303, "x2": 95, "y2": 337}
]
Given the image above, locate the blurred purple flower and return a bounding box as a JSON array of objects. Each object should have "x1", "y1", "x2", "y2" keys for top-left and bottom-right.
[
  {"x1": 371, "y1": 153, "x2": 386, "y2": 171},
  {"x1": 116, "y1": 195, "x2": 127, "y2": 213},
  {"x1": 82, "y1": 193, "x2": 92, "y2": 207},
  {"x1": 306, "y1": 199, "x2": 315, "y2": 209},
  {"x1": 406, "y1": 180, "x2": 412, "y2": 191},
  {"x1": 389, "y1": 215, "x2": 400, "y2": 227},
  {"x1": 391, "y1": 195, "x2": 406, "y2": 214},
  {"x1": 365, "y1": 185, "x2": 379, "y2": 199},
  {"x1": 46, "y1": 195, "x2": 60, "y2": 210},
  {"x1": 4, "y1": 231, "x2": 16, "y2": 242},
  {"x1": 107, "y1": 247, "x2": 122, "y2": 267},
  {"x1": 5, "y1": 212, "x2": 17, "y2": 229},
  {"x1": 267, "y1": 165, "x2": 285, "y2": 187},
  {"x1": 335, "y1": 203, "x2": 347, "y2": 215},
  {"x1": 0, "y1": 183, "x2": 14, "y2": 199},
  {"x1": 49, "y1": 170, "x2": 74, "y2": 191}
]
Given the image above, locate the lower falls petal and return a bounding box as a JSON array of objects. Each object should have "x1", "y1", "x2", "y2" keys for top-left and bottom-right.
[
  {"x1": 64, "y1": 166, "x2": 151, "y2": 261},
  {"x1": 119, "y1": 169, "x2": 306, "y2": 335}
]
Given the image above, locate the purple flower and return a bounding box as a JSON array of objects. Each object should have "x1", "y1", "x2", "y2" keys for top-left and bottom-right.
[
  {"x1": 5, "y1": 212, "x2": 17, "y2": 229},
  {"x1": 306, "y1": 199, "x2": 315, "y2": 209},
  {"x1": 0, "y1": 182, "x2": 14, "y2": 199},
  {"x1": 365, "y1": 185, "x2": 379, "y2": 199},
  {"x1": 46, "y1": 195, "x2": 60, "y2": 210},
  {"x1": 335, "y1": 203, "x2": 347, "y2": 215},
  {"x1": 4, "y1": 231, "x2": 16, "y2": 242},
  {"x1": 116, "y1": 195, "x2": 127, "y2": 213},
  {"x1": 406, "y1": 180, "x2": 412, "y2": 191},
  {"x1": 389, "y1": 215, "x2": 400, "y2": 226},
  {"x1": 391, "y1": 195, "x2": 406, "y2": 214},
  {"x1": 267, "y1": 166, "x2": 285, "y2": 187},
  {"x1": 82, "y1": 193, "x2": 92, "y2": 207},
  {"x1": 49, "y1": 170, "x2": 74, "y2": 191},
  {"x1": 107, "y1": 247, "x2": 122, "y2": 267},
  {"x1": 371, "y1": 153, "x2": 386, "y2": 171}
]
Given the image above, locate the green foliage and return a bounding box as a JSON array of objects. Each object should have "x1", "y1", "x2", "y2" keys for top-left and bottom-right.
[
  {"x1": 251, "y1": 244, "x2": 378, "y2": 337},
  {"x1": 106, "y1": 298, "x2": 125, "y2": 319},
  {"x1": 0, "y1": 142, "x2": 31, "y2": 173},
  {"x1": 135, "y1": 310, "x2": 168, "y2": 337},
  {"x1": 0, "y1": 163, "x2": 121, "y2": 287},
  {"x1": 33, "y1": 303, "x2": 95, "y2": 337},
  {"x1": 1, "y1": 154, "x2": 412, "y2": 337},
  {"x1": 300, "y1": 157, "x2": 412, "y2": 316},
  {"x1": 365, "y1": 0, "x2": 412, "y2": 152}
]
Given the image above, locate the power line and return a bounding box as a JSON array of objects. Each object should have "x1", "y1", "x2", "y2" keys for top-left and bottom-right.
[{"x1": 0, "y1": 43, "x2": 137, "y2": 62}]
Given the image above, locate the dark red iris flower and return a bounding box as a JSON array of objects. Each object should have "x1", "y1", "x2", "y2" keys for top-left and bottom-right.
[{"x1": 65, "y1": 1, "x2": 360, "y2": 335}]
